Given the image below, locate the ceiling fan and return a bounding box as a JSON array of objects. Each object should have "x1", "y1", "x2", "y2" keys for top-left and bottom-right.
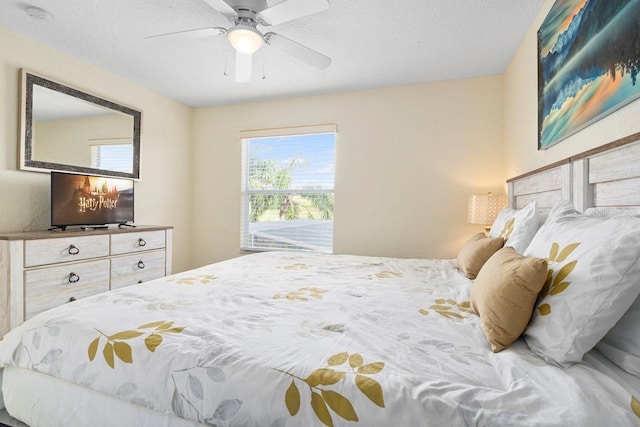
[{"x1": 147, "y1": 0, "x2": 332, "y2": 83}]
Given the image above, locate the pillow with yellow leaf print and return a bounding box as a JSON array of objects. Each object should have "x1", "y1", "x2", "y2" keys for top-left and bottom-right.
[
  {"x1": 489, "y1": 202, "x2": 539, "y2": 255},
  {"x1": 505, "y1": 201, "x2": 540, "y2": 254},
  {"x1": 523, "y1": 200, "x2": 640, "y2": 367},
  {"x1": 471, "y1": 247, "x2": 548, "y2": 352},
  {"x1": 489, "y1": 207, "x2": 516, "y2": 238}
]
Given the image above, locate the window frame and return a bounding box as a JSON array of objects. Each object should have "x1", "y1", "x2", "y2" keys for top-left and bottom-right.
[{"x1": 239, "y1": 124, "x2": 337, "y2": 253}]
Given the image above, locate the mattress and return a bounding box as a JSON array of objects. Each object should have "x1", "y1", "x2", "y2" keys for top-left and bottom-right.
[
  {"x1": 2, "y1": 348, "x2": 638, "y2": 427},
  {"x1": 0, "y1": 251, "x2": 638, "y2": 426},
  {"x1": 1, "y1": 366, "x2": 202, "y2": 427}
]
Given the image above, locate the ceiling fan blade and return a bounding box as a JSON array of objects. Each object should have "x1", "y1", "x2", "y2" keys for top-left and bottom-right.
[
  {"x1": 235, "y1": 51, "x2": 253, "y2": 83},
  {"x1": 145, "y1": 27, "x2": 226, "y2": 40},
  {"x1": 265, "y1": 33, "x2": 331, "y2": 69},
  {"x1": 202, "y1": 0, "x2": 236, "y2": 18},
  {"x1": 259, "y1": 0, "x2": 329, "y2": 26}
]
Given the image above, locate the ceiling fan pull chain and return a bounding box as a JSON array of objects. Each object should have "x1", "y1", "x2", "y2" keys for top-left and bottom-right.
[
  {"x1": 262, "y1": 46, "x2": 267, "y2": 80},
  {"x1": 223, "y1": 42, "x2": 229, "y2": 76}
]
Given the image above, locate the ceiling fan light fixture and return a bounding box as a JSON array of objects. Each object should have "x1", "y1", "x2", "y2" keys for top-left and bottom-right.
[{"x1": 227, "y1": 25, "x2": 264, "y2": 54}]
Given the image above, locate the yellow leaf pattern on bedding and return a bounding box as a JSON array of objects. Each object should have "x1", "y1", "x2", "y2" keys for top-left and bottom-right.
[
  {"x1": 367, "y1": 271, "x2": 403, "y2": 279},
  {"x1": 553, "y1": 261, "x2": 577, "y2": 286},
  {"x1": 285, "y1": 380, "x2": 301, "y2": 416},
  {"x1": 549, "y1": 282, "x2": 570, "y2": 295},
  {"x1": 322, "y1": 390, "x2": 358, "y2": 422},
  {"x1": 88, "y1": 337, "x2": 100, "y2": 361},
  {"x1": 549, "y1": 242, "x2": 559, "y2": 262},
  {"x1": 279, "y1": 263, "x2": 309, "y2": 271},
  {"x1": 273, "y1": 287, "x2": 327, "y2": 301},
  {"x1": 311, "y1": 391, "x2": 334, "y2": 427},
  {"x1": 88, "y1": 321, "x2": 185, "y2": 369},
  {"x1": 355, "y1": 375, "x2": 385, "y2": 408},
  {"x1": 103, "y1": 342, "x2": 115, "y2": 368},
  {"x1": 304, "y1": 369, "x2": 346, "y2": 387},
  {"x1": 145, "y1": 334, "x2": 163, "y2": 352},
  {"x1": 555, "y1": 242, "x2": 581, "y2": 263},
  {"x1": 536, "y1": 242, "x2": 580, "y2": 316},
  {"x1": 109, "y1": 330, "x2": 144, "y2": 340},
  {"x1": 277, "y1": 352, "x2": 385, "y2": 425},
  {"x1": 419, "y1": 299, "x2": 473, "y2": 320},
  {"x1": 327, "y1": 352, "x2": 348, "y2": 366},
  {"x1": 500, "y1": 217, "x2": 516, "y2": 240},
  {"x1": 632, "y1": 396, "x2": 640, "y2": 418},
  {"x1": 167, "y1": 274, "x2": 217, "y2": 285},
  {"x1": 538, "y1": 304, "x2": 551, "y2": 316},
  {"x1": 349, "y1": 353, "x2": 363, "y2": 368},
  {"x1": 358, "y1": 362, "x2": 384, "y2": 375},
  {"x1": 113, "y1": 341, "x2": 133, "y2": 364},
  {"x1": 138, "y1": 321, "x2": 167, "y2": 329}
]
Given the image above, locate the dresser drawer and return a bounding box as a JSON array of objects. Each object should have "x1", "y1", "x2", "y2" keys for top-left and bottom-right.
[
  {"x1": 24, "y1": 259, "x2": 110, "y2": 319},
  {"x1": 111, "y1": 230, "x2": 165, "y2": 255},
  {"x1": 24, "y1": 235, "x2": 109, "y2": 267},
  {"x1": 111, "y1": 250, "x2": 166, "y2": 290}
]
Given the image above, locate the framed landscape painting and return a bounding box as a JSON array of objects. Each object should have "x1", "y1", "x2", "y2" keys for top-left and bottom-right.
[{"x1": 538, "y1": 0, "x2": 640, "y2": 150}]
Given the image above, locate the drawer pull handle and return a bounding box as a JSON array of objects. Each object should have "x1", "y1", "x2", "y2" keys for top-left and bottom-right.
[
  {"x1": 68, "y1": 245, "x2": 80, "y2": 255},
  {"x1": 69, "y1": 297, "x2": 76, "y2": 302},
  {"x1": 138, "y1": 238, "x2": 147, "y2": 247},
  {"x1": 137, "y1": 260, "x2": 145, "y2": 269},
  {"x1": 68, "y1": 272, "x2": 80, "y2": 283}
]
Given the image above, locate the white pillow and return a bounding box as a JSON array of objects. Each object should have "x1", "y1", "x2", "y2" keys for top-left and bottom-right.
[
  {"x1": 597, "y1": 297, "x2": 640, "y2": 376},
  {"x1": 586, "y1": 207, "x2": 640, "y2": 376},
  {"x1": 489, "y1": 203, "x2": 539, "y2": 254},
  {"x1": 489, "y1": 207, "x2": 516, "y2": 238},
  {"x1": 504, "y1": 201, "x2": 539, "y2": 254},
  {"x1": 523, "y1": 200, "x2": 640, "y2": 367}
]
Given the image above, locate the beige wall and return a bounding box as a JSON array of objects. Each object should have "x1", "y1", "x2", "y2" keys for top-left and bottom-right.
[
  {"x1": 191, "y1": 76, "x2": 506, "y2": 266},
  {"x1": 0, "y1": 25, "x2": 193, "y2": 272},
  {"x1": 1, "y1": 23, "x2": 514, "y2": 271},
  {"x1": 504, "y1": 0, "x2": 640, "y2": 178},
  {"x1": 7, "y1": 1, "x2": 637, "y2": 273}
]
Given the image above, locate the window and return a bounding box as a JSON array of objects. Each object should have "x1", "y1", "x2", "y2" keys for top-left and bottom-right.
[
  {"x1": 241, "y1": 125, "x2": 336, "y2": 253},
  {"x1": 90, "y1": 141, "x2": 134, "y2": 173}
]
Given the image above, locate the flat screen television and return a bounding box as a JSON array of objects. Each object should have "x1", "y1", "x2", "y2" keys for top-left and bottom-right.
[{"x1": 51, "y1": 171, "x2": 134, "y2": 230}]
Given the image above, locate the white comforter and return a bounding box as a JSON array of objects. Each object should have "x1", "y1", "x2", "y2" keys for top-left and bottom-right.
[{"x1": 0, "y1": 252, "x2": 638, "y2": 426}]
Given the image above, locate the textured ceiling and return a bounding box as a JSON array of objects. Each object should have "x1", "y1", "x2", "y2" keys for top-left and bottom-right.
[{"x1": 0, "y1": 0, "x2": 546, "y2": 107}]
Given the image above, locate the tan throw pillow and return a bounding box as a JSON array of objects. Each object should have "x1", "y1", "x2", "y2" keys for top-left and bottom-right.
[
  {"x1": 471, "y1": 247, "x2": 548, "y2": 352},
  {"x1": 457, "y1": 233, "x2": 504, "y2": 279}
]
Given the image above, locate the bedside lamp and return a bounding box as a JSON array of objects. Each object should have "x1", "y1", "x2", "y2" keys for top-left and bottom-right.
[{"x1": 467, "y1": 192, "x2": 507, "y2": 233}]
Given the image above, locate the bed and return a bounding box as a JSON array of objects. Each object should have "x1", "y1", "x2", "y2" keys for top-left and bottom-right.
[{"x1": 1, "y1": 134, "x2": 640, "y2": 426}]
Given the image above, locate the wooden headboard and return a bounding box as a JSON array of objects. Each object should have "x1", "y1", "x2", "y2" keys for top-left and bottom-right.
[{"x1": 507, "y1": 131, "x2": 640, "y2": 214}]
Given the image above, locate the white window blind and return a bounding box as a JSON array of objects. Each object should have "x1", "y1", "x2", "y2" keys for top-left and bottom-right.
[
  {"x1": 241, "y1": 125, "x2": 336, "y2": 253},
  {"x1": 90, "y1": 140, "x2": 133, "y2": 173}
]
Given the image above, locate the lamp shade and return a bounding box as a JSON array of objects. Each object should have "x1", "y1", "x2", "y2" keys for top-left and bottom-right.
[
  {"x1": 227, "y1": 25, "x2": 264, "y2": 54},
  {"x1": 467, "y1": 193, "x2": 507, "y2": 228}
]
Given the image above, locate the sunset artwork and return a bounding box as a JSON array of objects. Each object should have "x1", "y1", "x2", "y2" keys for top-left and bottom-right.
[{"x1": 538, "y1": 0, "x2": 640, "y2": 149}]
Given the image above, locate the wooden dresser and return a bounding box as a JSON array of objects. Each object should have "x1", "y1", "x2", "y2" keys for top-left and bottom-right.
[{"x1": 0, "y1": 226, "x2": 172, "y2": 335}]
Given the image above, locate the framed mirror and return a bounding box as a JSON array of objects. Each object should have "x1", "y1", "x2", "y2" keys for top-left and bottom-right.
[{"x1": 19, "y1": 69, "x2": 141, "y2": 179}]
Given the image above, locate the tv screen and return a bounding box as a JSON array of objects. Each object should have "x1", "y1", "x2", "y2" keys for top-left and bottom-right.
[{"x1": 51, "y1": 172, "x2": 134, "y2": 229}]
